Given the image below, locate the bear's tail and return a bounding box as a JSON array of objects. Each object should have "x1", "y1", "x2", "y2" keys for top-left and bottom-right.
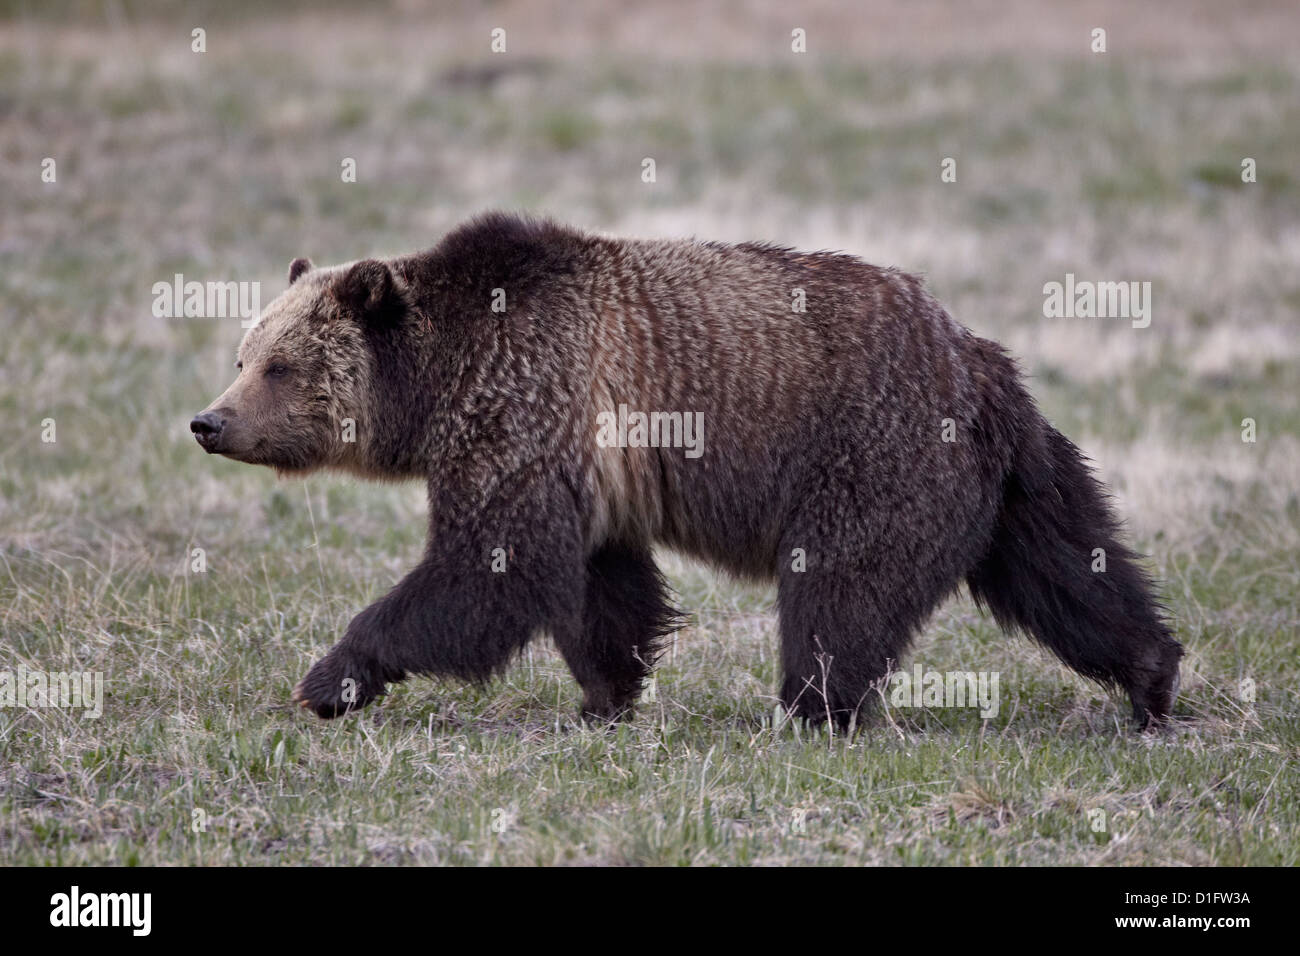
[{"x1": 965, "y1": 385, "x2": 1183, "y2": 727}]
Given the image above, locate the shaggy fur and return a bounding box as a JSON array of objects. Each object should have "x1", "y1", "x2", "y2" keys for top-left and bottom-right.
[{"x1": 193, "y1": 212, "x2": 1183, "y2": 730}]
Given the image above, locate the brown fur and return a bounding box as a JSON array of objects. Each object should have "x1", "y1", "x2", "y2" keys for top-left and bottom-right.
[{"x1": 193, "y1": 212, "x2": 1182, "y2": 730}]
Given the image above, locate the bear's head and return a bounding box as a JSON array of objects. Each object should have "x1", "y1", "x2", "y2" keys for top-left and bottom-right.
[{"x1": 191, "y1": 257, "x2": 408, "y2": 476}]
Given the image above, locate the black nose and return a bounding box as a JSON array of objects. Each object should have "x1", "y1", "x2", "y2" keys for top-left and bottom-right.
[{"x1": 190, "y1": 411, "x2": 224, "y2": 443}]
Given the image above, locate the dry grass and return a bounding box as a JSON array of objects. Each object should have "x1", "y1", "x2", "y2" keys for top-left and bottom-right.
[{"x1": 0, "y1": 1, "x2": 1297, "y2": 865}]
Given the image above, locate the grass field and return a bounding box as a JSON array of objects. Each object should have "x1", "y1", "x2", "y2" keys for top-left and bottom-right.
[{"x1": 1, "y1": 2, "x2": 1297, "y2": 865}]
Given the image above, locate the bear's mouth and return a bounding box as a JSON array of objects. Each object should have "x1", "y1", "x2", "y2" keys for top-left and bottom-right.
[
  {"x1": 190, "y1": 412, "x2": 260, "y2": 462},
  {"x1": 212, "y1": 440, "x2": 262, "y2": 464}
]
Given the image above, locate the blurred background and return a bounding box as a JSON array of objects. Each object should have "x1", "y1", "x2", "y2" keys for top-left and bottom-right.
[{"x1": 0, "y1": 1, "x2": 1296, "y2": 865}]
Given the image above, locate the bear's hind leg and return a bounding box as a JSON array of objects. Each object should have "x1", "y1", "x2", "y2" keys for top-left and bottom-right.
[
  {"x1": 776, "y1": 566, "x2": 918, "y2": 731},
  {"x1": 554, "y1": 543, "x2": 681, "y2": 722}
]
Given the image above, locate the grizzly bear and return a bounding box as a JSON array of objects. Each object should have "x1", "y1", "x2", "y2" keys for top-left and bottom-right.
[{"x1": 192, "y1": 212, "x2": 1182, "y2": 730}]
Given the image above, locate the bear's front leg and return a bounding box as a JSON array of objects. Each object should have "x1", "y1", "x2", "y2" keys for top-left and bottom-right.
[
  {"x1": 552, "y1": 543, "x2": 681, "y2": 723},
  {"x1": 292, "y1": 601, "x2": 407, "y2": 718},
  {"x1": 292, "y1": 482, "x2": 586, "y2": 719}
]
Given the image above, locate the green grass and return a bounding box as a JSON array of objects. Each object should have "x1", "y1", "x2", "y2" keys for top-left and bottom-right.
[{"x1": 1, "y1": 7, "x2": 1298, "y2": 865}]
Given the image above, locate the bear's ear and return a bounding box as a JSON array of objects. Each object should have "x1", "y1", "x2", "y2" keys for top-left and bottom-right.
[
  {"x1": 288, "y1": 257, "x2": 314, "y2": 285},
  {"x1": 333, "y1": 259, "x2": 403, "y2": 325}
]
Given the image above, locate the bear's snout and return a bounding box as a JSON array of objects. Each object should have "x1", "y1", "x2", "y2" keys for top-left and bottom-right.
[{"x1": 190, "y1": 411, "x2": 226, "y2": 452}]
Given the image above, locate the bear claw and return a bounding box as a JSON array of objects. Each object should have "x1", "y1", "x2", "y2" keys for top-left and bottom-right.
[{"x1": 292, "y1": 656, "x2": 374, "y2": 719}]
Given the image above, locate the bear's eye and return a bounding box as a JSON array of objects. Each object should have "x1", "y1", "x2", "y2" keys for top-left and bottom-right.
[
  {"x1": 235, "y1": 359, "x2": 243, "y2": 371},
  {"x1": 266, "y1": 363, "x2": 289, "y2": 379}
]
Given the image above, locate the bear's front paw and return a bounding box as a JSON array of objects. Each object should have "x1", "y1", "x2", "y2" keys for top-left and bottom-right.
[{"x1": 292, "y1": 651, "x2": 382, "y2": 719}]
